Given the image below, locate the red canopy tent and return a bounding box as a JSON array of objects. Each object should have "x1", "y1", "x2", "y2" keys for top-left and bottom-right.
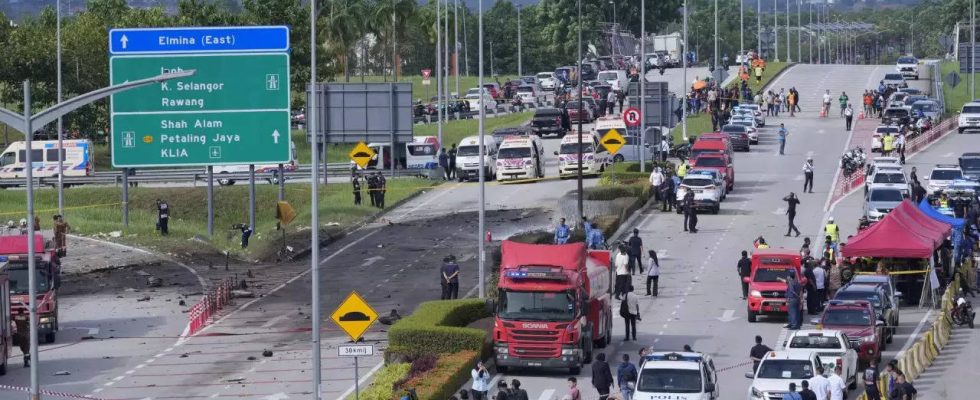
[{"x1": 842, "y1": 201, "x2": 951, "y2": 258}]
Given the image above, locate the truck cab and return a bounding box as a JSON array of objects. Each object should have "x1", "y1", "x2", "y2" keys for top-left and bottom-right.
[
  {"x1": 745, "y1": 249, "x2": 804, "y2": 323},
  {"x1": 492, "y1": 241, "x2": 612, "y2": 375},
  {"x1": 0, "y1": 235, "x2": 61, "y2": 343},
  {"x1": 637, "y1": 351, "x2": 720, "y2": 400}
]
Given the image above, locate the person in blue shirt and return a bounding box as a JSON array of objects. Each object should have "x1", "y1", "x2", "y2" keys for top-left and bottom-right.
[
  {"x1": 781, "y1": 383, "x2": 802, "y2": 400},
  {"x1": 554, "y1": 218, "x2": 571, "y2": 244},
  {"x1": 777, "y1": 124, "x2": 789, "y2": 155},
  {"x1": 587, "y1": 227, "x2": 606, "y2": 250},
  {"x1": 582, "y1": 216, "x2": 592, "y2": 233},
  {"x1": 779, "y1": 271, "x2": 803, "y2": 330},
  {"x1": 617, "y1": 354, "x2": 638, "y2": 400}
]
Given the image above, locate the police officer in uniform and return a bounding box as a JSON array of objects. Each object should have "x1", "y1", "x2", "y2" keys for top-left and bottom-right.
[
  {"x1": 13, "y1": 319, "x2": 29, "y2": 367},
  {"x1": 352, "y1": 174, "x2": 362, "y2": 205},
  {"x1": 376, "y1": 172, "x2": 387, "y2": 208},
  {"x1": 367, "y1": 174, "x2": 378, "y2": 207},
  {"x1": 554, "y1": 218, "x2": 571, "y2": 244}
]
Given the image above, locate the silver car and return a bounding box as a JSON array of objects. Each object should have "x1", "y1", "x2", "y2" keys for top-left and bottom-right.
[
  {"x1": 911, "y1": 100, "x2": 941, "y2": 121},
  {"x1": 863, "y1": 187, "x2": 907, "y2": 221},
  {"x1": 882, "y1": 73, "x2": 908, "y2": 88}
]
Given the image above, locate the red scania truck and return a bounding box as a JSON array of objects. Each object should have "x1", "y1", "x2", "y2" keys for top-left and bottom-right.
[
  {"x1": 0, "y1": 235, "x2": 61, "y2": 343},
  {"x1": 492, "y1": 241, "x2": 612, "y2": 374}
]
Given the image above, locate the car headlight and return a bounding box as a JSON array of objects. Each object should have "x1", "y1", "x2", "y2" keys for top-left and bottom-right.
[
  {"x1": 862, "y1": 335, "x2": 876, "y2": 344},
  {"x1": 751, "y1": 387, "x2": 764, "y2": 398},
  {"x1": 561, "y1": 348, "x2": 581, "y2": 355},
  {"x1": 39, "y1": 317, "x2": 51, "y2": 324},
  {"x1": 750, "y1": 290, "x2": 762, "y2": 298}
]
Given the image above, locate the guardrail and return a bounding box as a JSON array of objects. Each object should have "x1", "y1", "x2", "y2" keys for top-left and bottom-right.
[
  {"x1": 187, "y1": 277, "x2": 234, "y2": 336},
  {"x1": 0, "y1": 165, "x2": 428, "y2": 188}
]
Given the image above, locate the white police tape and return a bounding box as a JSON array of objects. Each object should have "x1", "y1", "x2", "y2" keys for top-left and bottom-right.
[{"x1": 0, "y1": 384, "x2": 108, "y2": 400}]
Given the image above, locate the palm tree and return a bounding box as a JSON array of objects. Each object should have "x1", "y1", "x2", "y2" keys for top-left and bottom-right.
[
  {"x1": 324, "y1": 0, "x2": 366, "y2": 82},
  {"x1": 374, "y1": 0, "x2": 416, "y2": 80}
]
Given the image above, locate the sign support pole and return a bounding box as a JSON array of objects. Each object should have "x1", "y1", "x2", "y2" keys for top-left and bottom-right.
[
  {"x1": 640, "y1": 0, "x2": 646, "y2": 174},
  {"x1": 24, "y1": 81, "x2": 40, "y2": 400},
  {"x1": 207, "y1": 166, "x2": 214, "y2": 237},
  {"x1": 390, "y1": 84, "x2": 396, "y2": 176},
  {"x1": 354, "y1": 356, "x2": 360, "y2": 400},
  {"x1": 122, "y1": 169, "x2": 130, "y2": 227},
  {"x1": 278, "y1": 164, "x2": 285, "y2": 201},
  {"x1": 249, "y1": 165, "x2": 256, "y2": 235}
]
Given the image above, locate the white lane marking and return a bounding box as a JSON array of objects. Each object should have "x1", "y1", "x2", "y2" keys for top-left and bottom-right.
[
  {"x1": 135, "y1": 364, "x2": 146, "y2": 369},
  {"x1": 794, "y1": 174, "x2": 804, "y2": 181},
  {"x1": 537, "y1": 389, "x2": 556, "y2": 400},
  {"x1": 125, "y1": 370, "x2": 135, "y2": 375},
  {"x1": 210, "y1": 394, "x2": 220, "y2": 399},
  {"x1": 772, "y1": 208, "x2": 786, "y2": 215},
  {"x1": 658, "y1": 249, "x2": 668, "y2": 259},
  {"x1": 92, "y1": 388, "x2": 104, "y2": 394},
  {"x1": 942, "y1": 152, "x2": 954, "y2": 158},
  {"x1": 895, "y1": 309, "x2": 935, "y2": 359},
  {"x1": 717, "y1": 309, "x2": 737, "y2": 322}
]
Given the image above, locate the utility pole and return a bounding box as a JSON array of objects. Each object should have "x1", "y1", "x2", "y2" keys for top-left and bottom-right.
[
  {"x1": 714, "y1": 0, "x2": 718, "y2": 72},
  {"x1": 683, "y1": 0, "x2": 689, "y2": 142},
  {"x1": 454, "y1": 0, "x2": 460, "y2": 95},
  {"x1": 463, "y1": 6, "x2": 469, "y2": 76},
  {"x1": 786, "y1": 0, "x2": 791, "y2": 62},
  {"x1": 640, "y1": 0, "x2": 646, "y2": 173},
  {"x1": 518, "y1": 5, "x2": 522, "y2": 77},
  {"x1": 308, "y1": 0, "x2": 321, "y2": 396},
  {"x1": 436, "y1": 0, "x2": 443, "y2": 146},
  {"x1": 774, "y1": 0, "x2": 779, "y2": 62},
  {"x1": 57, "y1": 0, "x2": 64, "y2": 215},
  {"x1": 477, "y1": 0, "x2": 486, "y2": 299},
  {"x1": 577, "y1": 0, "x2": 584, "y2": 219},
  {"x1": 798, "y1": 0, "x2": 802, "y2": 63},
  {"x1": 809, "y1": 3, "x2": 813, "y2": 63},
  {"x1": 740, "y1": 0, "x2": 744, "y2": 58},
  {"x1": 757, "y1": 0, "x2": 762, "y2": 57}
]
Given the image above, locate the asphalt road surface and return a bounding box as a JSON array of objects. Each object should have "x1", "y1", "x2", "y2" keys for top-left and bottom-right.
[{"x1": 480, "y1": 64, "x2": 948, "y2": 400}]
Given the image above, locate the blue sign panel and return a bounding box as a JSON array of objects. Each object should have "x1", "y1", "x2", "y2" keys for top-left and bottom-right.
[{"x1": 109, "y1": 26, "x2": 289, "y2": 55}]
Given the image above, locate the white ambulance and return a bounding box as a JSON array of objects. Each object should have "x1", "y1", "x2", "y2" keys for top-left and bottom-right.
[
  {"x1": 0, "y1": 139, "x2": 94, "y2": 179},
  {"x1": 213, "y1": 142, "x2": 297, "y2": 186},
  {"x1": 495, "y1": 136, "x2": 545, "y2": 181},
  {"x1": 555, "y1": 132, "x2": 609, "y2": 178}
]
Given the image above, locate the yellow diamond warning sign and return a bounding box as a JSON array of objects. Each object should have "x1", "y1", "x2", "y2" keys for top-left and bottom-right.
[
  {"x1": 600, "y1": 128, "x2": 626, "y2": 155},
  {"x1": 349, "y1": 141, "x2": 376, "y2": 169},
  {"x1": 330, "y1": 291, "x2": 378, "y2": 341}
]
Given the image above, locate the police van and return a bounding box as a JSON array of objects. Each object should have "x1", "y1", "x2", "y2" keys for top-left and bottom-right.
[
  {"x1": 637, "y1": 351, "x2": 720, "y2": 400},
  {"x1": 0, "y1": 139, "x2": 93, "y2": 180},
  {"x1": 495, "y1": 136, "x2": 544, "y2": 181}
]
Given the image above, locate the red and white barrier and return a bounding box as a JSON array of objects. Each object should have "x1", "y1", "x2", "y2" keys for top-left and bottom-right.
[
  {"x1": 0, "y1": 384, "x2": 108, "y2": 399},
  {"x1": 186, "y1": 278, "x2": 234, "y2": 336}
]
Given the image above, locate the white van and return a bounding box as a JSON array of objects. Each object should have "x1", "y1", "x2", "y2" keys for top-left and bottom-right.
[
  {"x1": 359, "y1": 136, "x2": 441, "y2": 171},
  {"x1": 596, "y1": 70, "x2": 629, "y2": 94},
  {"x1": 495, "y1": 136, "x2": 545, "y2": 181},
  {"x1": 455, "y1": 135, "x2": 498, "y2": 182},
  {"x1": 0, "y1": 139, "x2": 94, "y2": 179},
  {"x1": 555, "y1": 132, "x2": 608, "y2": 178},
  {"x1": 213, "y1": 142, "x2": 297, "y2": 186}
]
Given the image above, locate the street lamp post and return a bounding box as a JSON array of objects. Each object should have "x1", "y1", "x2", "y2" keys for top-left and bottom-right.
[
  {"x1": 683, "y1": 0, "x2": 689, "y2": 142},
  {"x1": 714, "y1": 0, "x2": 718, "y2": 72},
  {"x1": 740, "y1": 0, "x2": 744, "y2": 58},
  {"x1": 786, "y1": 0, "x2": 791, "y2": 62},
  {"x1": 308, "y1": 0, "x2": 321, "y2": 395},
  {"x1": 577, "y1": 0, "x2": 584, "y2": 219},
  {"x1": 757, "y1": 0, "x2": 762, "y2": 56},
  {"x1": 0, "y1": 71, "x2": 195, "y2": 400},
  {"x1": 56, "y1": 0, "x2": 64, "y2": 216},
  {"x1": 478, "y1": 0, "x2": 486, "y2": 299},
  {"x1": 774, "y1": 0, "x2": 779, "y2": 62},
  {"x1": 610, "y1": 0, "x2": 616, "y2": 26},
  {"x1": 436, "y1": 0, "x2": 443, "y2": 146},
  {"x1": 798, "y1": 0, "x2": 802, "y2": 63},
  {"x1": 518, "y1": 5, "x2": 522, "y2": 77},
  {"x1": 640, "y1": 0, "x2": 646, "y2": 173},
  {"x1": 454, "y1": 0, "x2": 460, "y2": 95}
]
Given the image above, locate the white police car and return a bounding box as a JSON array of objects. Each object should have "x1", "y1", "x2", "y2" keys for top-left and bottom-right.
[{"x1": 636, "y1": 351, "x2": 719, "y2": 400}]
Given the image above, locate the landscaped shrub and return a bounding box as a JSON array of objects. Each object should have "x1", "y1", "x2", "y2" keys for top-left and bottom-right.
[
  {"x1": 387, "y1": 299, "x2": 489, "y2": 358},
  {"x1": 399, "y1": 350, "x2": 480, "y2": 400},
  {"x1": 354, "y1": 362, "x2": 410, "y2": 400}
]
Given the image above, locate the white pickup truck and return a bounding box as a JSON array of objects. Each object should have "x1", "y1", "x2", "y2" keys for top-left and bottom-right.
[{"x1": 783, "y1": 330, "x2": 859, "y2": 390}]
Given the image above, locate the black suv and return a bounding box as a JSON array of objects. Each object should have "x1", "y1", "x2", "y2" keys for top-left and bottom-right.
[{"x1": 959, "y1": 152, "x2": 980, "y2": 180}]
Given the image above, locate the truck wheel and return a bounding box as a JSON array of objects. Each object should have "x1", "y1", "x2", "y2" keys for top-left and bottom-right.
[
  {"x1": 45, "y1": 332, "x2": 55, "y2": 344},
  {"x1": 849, "y1": 370, "x2": 858, "y2": 390},
  {"x1": 747, "y1": 309, "x2": 757, "y2": 323},
  {"x1": 583, "y1": 337, "x2": 593, "y2": 364},
  {"x1": 712, "y1": 206, "x2": 720, "y2": 215},
  {"x1": 497, "y1": 365, "x2": 509, "y2": 373},
  {"x1": 570, "y1": 366, "x2": 581, "y2": 375}
]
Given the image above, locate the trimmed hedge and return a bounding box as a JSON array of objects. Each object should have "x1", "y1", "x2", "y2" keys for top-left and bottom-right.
[
  {"x1": 387, "y1": 299, "x2": 490, "y2": 358},
  {"x1": 401, "y1": 350, "x2": 480, "y2": 400},
  {"x1": 354, "y1": 362, "x2": 410, "y2": 400},
  {"x1": 600, "y1": 161, "x2": 675, "y2": 185}
]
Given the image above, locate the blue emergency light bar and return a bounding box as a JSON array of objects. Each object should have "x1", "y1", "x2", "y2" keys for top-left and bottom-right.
[
  {"x1": 0, "y1": 256, "x2": 6, "y2": 262},
  {"x1": 504, "y1": 269, "x2": 566, "y2": 281},
  {"x1": 645, "y1": 352, "x2": 702, "y2": 362}
]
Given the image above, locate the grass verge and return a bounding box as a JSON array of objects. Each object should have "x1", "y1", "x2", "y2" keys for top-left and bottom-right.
[
  {"x1": 1, "y1": 179, "x2": 436, "y2": 260},
  {"x1": 941, "y1": 61, "x2": 973, "y2": 113}
]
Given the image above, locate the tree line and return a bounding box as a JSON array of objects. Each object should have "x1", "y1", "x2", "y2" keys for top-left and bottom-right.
[{"x1": 0, "y1": 0, "x2": 956, "y2": 138}]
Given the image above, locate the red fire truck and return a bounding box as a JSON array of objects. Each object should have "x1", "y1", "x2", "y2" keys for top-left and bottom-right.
[
  {"x1": 491, "y1": 241, "x2": 612, "y2": 374},
  {"x1": 0, "y1": 235, "x2": 61, "y2": 343}
]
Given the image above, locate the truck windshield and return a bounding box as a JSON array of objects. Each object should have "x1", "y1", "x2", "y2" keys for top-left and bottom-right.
[
  {"x1": 498, "y1": 147, "x2": 532, "y2": 159},
  {"x1": 5, "y1": 263, "x2": 50, "y2": 295},
  {"x1": 637, "y1": 368, "x2": 703, "y2": 393},
  {"x1": 757, "y1": 360, "x2": 814, "y2": 379},
  {"x1": 560, "y1": 142, "x2": 594, "y2": 155},
  {"x1": 498, "y1": 290, "x2": 575, "y2": 321},
  {"x1": 822, "y1": 309, "x2": 872, "y2": 326},
  {"x1": 456, "y1": 145, "x2": 482, "y2": 157},
  {"x1": 753, "y1": 268, "x2": 790, "y2": 282}
]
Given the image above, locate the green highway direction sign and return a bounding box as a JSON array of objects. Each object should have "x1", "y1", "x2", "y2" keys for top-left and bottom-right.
[{"x1": 109, "y1": 26, "x2": 291, "y2": 167}]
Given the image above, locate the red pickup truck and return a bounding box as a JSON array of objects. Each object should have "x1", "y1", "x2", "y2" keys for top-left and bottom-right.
[
  {"x1": 693, "y1": 153, "x2": 734, "y2": 191},
  {"x1": 745, "y1": 249, "x2": 804, "y2": 323}
]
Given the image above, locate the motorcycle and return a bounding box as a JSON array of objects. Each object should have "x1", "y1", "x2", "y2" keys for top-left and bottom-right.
[
  {"x1": 839, "y1": 146, "x2": 866, "y2": 176},
  {"x1": 951, "y1": 289, "x2": 975, "y2": 329}
]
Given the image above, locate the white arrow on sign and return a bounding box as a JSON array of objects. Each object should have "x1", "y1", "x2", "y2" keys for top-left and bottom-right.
[
  {"x1": 361, "y1": 256, "x2": 384, "y2": 267},
  {"x1": 120, "y1": 34, "x2": 129, "y2": 49},
  {"x1": 717, "y1": 309, "x2": 737, "y2": 322},
  {"x1": 263, "y1": 393, "x2": 289, "y2": 400},
  {"x1": 272, "y1": 129, "x2": 281, "y2": 144}
]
